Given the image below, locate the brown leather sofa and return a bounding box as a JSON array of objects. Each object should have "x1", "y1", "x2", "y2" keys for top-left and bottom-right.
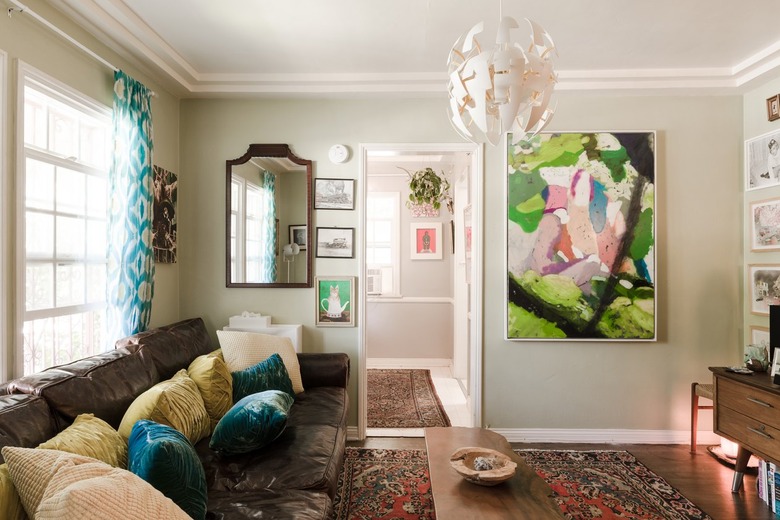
[{"x1": 0, "y1": 317, "x2": 349, "y2": 520}]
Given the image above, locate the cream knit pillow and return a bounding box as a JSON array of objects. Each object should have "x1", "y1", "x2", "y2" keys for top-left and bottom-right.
[
  {"x1": 2, "y1": 447, "x2": 189, "y2": 520},
  {"x1": 216, "y1": 331, "x2": 303, "y2": 393}
]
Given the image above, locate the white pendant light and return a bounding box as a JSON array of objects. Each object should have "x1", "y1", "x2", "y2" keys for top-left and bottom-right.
[{"x1": 447, "y1": 14, "x2": 557, "y2": 146}]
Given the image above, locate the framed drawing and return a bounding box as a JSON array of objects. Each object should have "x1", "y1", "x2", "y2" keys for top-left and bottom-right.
[
  {"x1": 746, "y1": 129, "x2": 780, "y2": 191},
  {"x1": 768, "y1": 94, "x2": 780, "y2": 122},
  {"x1": 751, "y1": 198, "x2": 780, "y2": 251},
  {"x1": 315, "y1": 276, "x2": 355, "y2": 327},
  {"x1": 751, "y1": 325, "x2": 770, "y2": 347},
  {"x1": 410, "y1": 222, "x2": 442, "y2": 260},
  {"x1": 314, "y1": 178, "x2": 355, "y2": 210},
  {"x1": 315, "y1": 227, "x2": 355, "y2": 258},
  {"x1": 749, "y1": 264, "x2": 780, "y2": 316},
  {"x1": 506, "y1": 131, "x2": 656, "y2": 341},
  {"x1": 289, "y1": 224, "x2": 307, "y2": 250}
]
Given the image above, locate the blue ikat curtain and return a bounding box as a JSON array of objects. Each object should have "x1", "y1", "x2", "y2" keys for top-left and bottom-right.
[
  {"x1": 107, "y1": 70, "x2": 155, "y2": 341},
  {"x1": 261, "y1": 171, "x2": 277, "y2": 282}
]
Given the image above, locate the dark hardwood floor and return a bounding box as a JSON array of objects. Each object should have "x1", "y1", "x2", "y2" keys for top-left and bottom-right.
[{"x1": 348, "y1": 438, "x2": 773, "y2": 520}]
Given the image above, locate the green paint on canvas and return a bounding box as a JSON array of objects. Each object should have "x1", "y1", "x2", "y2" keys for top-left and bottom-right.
[
  {"x1": 507, "y1": 303, "x2": 566, "y2": 338},
  {"x1": 511, "y1": 193, "x2": 546, "y2": 233},
  {"x1": 507, "y1": 169, "x2": 546, "y2": 228},
  {"x1": 629, "y1": 208, "x2": 653, "y2": 260},
  {"x1": 596, "y1": 296, "x2": 654, "y2": 339},
  {"x1": 600, "y1": 148, "x2": 629, "y2": 182},
  {"x1": 516, "y1": 271, "x2": 594, "y2": 327},
  {"x1": 510, "y1": 133, "x2": 585, "y2": 172}
]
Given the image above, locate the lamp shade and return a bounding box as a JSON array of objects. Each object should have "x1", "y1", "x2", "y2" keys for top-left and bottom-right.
[{"x1": 283, "y1": 243, "x2": 300, "y2": 257}]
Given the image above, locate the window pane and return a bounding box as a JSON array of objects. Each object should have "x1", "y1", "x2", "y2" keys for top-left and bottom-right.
[
  {"x1": 374, "y1": 221, "x2": 392, "y2": 242},
  {"x1": 80, "y1": 121, "x2": 109, "y2": 169},
  {"x1": 86, "y1": 220, "x2": 106, "y2": 259},
  {"x1": 56, "y1": 263, "x2": 85, "y2": 307},
  {"x1": 26, "y1": 159, "x2": 55, "y2": 210},
  {"x1": 56, "y1": 167, "x2": 86, "y2": 215},
  {"x1": 26, "y1": 212, "x2": 54, "y2": 257},
  {"x1": 56, "y1": 216, "x2": 85, "y2": 258},
  {"x1": 24, "y1": 91, "x2": 47, "y2": 149},
  {"x1": 86, "y1": 264, "x2": 106, "y2": 303},
  {"x1": 23, "y1": 309, "x2": 105, "y2": 375},
  {"x1": 86, "y1": 175, "x2": 107, "y2": 217},
  {"x1": 50, "y1": 107, "x2": 79, "y2": 158},
  {"x1": 26, "y1": 263, "x2": 54, "y2": 311},
  {"x1": 374, "y1": 247, "x2": 392, "y2": 265}
]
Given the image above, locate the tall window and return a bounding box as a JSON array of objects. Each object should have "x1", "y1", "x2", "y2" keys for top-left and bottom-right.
[
  {"x1": 366, "y1": 192, "x2": 400, "y2": 296},
  {"x1": 231, "y1": 174, "x2": 273, "y2": 283},
  {"x1": 19, "y1": 67, "x2": 111, "y2": 375}
]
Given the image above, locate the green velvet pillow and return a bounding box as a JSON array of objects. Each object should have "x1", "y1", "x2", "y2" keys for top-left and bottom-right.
[
  {"x1": 187, "y1": 349, "x2": 233, "y2": 432},
  {"x1": 231, "y1": 353, "x2": 294, "y2": 403},
  {"x1": 209, "y1": 390, "x2": 294, "y2": 456},
  {"x1": 128, "y1": 420, "x2": 207, "y2": 520}
]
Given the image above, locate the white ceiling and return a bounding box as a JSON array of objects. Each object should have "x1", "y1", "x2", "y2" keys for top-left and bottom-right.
[{"x1": 47, "y1": 0, "x2": 780, "y2": 96}]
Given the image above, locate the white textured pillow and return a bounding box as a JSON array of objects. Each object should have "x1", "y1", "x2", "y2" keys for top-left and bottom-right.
[
  {"x1": 216, "y1": 331, "x2": 303, "y2": 393},
  {"x1": 1, "y1": 447, "x2": 189, "y2": 520}
]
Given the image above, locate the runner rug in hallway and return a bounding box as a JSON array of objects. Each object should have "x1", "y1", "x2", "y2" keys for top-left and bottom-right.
[
  {"x1": 332, "y1": 448, "x2": 712, "y2": 520},
  {"x1": 367, "y1": 369, "x2": 451, "y2": 428}
]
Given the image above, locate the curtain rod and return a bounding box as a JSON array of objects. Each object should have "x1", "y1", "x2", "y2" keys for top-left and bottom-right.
[{"x1": 7, "y1": 0, "x2": 157, "y2": 97}]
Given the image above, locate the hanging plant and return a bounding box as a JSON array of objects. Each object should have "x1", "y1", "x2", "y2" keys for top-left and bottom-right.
[{"x1": 401, "y1": 167, "x2": 452, "y2": 213}]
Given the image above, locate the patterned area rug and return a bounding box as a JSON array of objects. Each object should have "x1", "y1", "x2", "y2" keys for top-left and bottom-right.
[
  {"x1": 332, "y1": 448, "x2": 712, "y2": 520},
  {"x1": 367, "y1": 369, "x2": 451, "y2": 428}
]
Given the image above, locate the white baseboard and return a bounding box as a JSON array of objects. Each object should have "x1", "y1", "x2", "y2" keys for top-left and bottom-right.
[
  {"x1": 367, "y1": 358, "x2": 452, "y2": 369},
  {"x1": 347, "y1": 426, "x2": 360, "y2": 441},
  {"x1": 490, "y1": 428, "x2": 722, "y2": 445}
]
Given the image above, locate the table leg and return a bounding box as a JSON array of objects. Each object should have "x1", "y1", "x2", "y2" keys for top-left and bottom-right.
[{"x1": 731, "y1": 446, "x2": 753, "y2": 493}]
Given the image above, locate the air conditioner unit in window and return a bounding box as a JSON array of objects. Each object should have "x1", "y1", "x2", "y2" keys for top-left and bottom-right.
[{"x1": 366, "y1": 269, "x2": 382, "y2": 295}]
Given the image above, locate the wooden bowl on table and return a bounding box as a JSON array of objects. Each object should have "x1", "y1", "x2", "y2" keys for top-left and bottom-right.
[{"x1": 449, "y1": 447, "x2": 517, "y2": 486}]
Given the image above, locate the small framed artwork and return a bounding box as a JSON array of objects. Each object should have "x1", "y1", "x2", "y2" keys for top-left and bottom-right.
[
  {"x1": 751, "y1": 198, "x2": 780, "y2": 251},
  {"x1": 289, "y1": 224, "x2": 307, "y2": 250},
  {"x1": 316, "y1": 227, "x2": 355, "y2": 258},
  {"x1": 772, "y1": 348, "x2": 780, "y2": 378},
  {"x1": 752, "y1": 325, "x2": 771, "y2": 347},
  {"x1": 316, "y1": 276, "x2": 355, "y2": 327},
  {"x1": 746, "y1": 129, "x2": 780, "y2": 191},
  {"x1": 314, "y1": 178, "x2": 355, "y2": 210},
  {"x1": 410, "y1": 222, "x2": 442, "y2": 260},
  {"x1": 768, "y1": 95, "x2": 780, "y2": 122},
  {"x1": 749, "y1": 264, "x2": 780, "y2": 315}
]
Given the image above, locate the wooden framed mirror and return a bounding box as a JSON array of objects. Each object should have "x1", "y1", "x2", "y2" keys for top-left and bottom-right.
[{"x1": 226, "y1": 144, "x2": 312, "y2": 288}]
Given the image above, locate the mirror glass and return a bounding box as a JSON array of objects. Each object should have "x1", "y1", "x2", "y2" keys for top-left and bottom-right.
[{"x1": 226, "y1": 144, "x2": 312, "y2": 287}]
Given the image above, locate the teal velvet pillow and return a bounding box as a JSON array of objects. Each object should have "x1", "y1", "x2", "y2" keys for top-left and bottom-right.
[
  {"x1": 231, "y1": 353, "x2": 294, "y2": 403},
  {"x1": 209, "y1": 390, "x2": 294, "y2": 456},
  {"x1": 128, "y1": 420, "x2": 207, "y2": 520}
]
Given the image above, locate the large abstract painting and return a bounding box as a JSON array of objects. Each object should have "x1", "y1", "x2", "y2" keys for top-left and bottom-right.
[{"x1": 506, "y1": 132, "x2": 656, "y2": 340}]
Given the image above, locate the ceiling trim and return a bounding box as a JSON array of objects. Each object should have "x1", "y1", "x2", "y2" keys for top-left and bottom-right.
[{"x1": 50, "y1": 0, "x2": 780, "y2": 96}]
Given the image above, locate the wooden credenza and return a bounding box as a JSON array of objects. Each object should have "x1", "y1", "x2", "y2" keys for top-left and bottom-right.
[{"x1": 710, "y1": 367, "x2": 780, "y2": 492}]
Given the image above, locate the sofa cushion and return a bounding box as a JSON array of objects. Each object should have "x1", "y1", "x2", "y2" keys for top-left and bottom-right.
[
  {"x1": 119, "y1": 369, "x2": 210, "y2": 444},
  {"x1": 128, "y1": 420, "x2": 207, "y2": 520},
  {"x1": 187, "y1": 350, "x2": 232, "y2": 431},
  {"x1": 285, "y1": 387, "x2": 349, "y2": 429},
  {"x1": 0, "y1": 464, "x2": 26, "y2": 520},
  {"x1": 206, "y1": 489, "x2": 332, "y2": 520},
  {"x1": 117, "y1": 318, "x2": 215, "y2": 382},
  {"x1": 216, "y1": 331, "x2": 303, "y2": 393},
  {"x1": 231, "y1": 353, "x2": 294, "y2": 403},
  {"x1": 209, "y1": 390, "x2": 293, "y2": 456},
  {"x1": 7, "y1": 348, "x2": 159, "y2": 430},
  {"x1": 2, "y1": 447, "x2": 189, "y2": 520},
  {"x1": 0, "y1": 394, "x2": 59, "y2": 464},
  {"x1": 38, "y1": 413, "x2": 127, "y2": 468}
]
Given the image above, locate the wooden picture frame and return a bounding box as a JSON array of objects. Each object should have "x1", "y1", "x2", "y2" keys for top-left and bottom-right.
[
  {"x1": 768, "y1": 94, "x2": 780, "y2": 122},
  {"x1": 315, "y1": 276, "x2": 355, "y2": 327},
  {"x1": 289, "y1": 224, "x2": 307, "y2": 251},
  {"x1": 314, "y1": 178, "x2": 355, "y2": 210},
  {"x1": 410, "y1": 222, "x2": 442, "y2": 260},
  {"x1": 315, "y1": 227, "x2": 355, "y2": 258}
]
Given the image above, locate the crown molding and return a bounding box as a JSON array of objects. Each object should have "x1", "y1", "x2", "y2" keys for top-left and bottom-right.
[{"x1": 52, "y1": 0, "x2": 780, "y2": 97}]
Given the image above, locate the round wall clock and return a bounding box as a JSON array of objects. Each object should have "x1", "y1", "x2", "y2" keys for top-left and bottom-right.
[{"x1": 328, "y1": 144, "x2": 349, "y2": 164}]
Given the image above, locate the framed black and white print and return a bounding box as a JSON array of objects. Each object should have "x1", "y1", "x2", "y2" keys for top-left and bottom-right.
[
  {"x1": 315, "y1": 227, "x2": 355, "y2": 258},
  {"x1": 314, "y1": 178, "x2": 355, "y2": 210}
]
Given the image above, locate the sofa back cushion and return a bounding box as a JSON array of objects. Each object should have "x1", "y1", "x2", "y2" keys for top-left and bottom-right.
[
  {"x1": 0, "y1": 395, "x2": 59, "y2": 464},
  {"x1": 117, "y1": 318, "x2": 214, "y2": 382}
]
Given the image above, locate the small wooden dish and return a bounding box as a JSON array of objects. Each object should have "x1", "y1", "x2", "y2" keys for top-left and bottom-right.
[{"x1": 449, "y1": 447, "x2": 517, "y2": 486}]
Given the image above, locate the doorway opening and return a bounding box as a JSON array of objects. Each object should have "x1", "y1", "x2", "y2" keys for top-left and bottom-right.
[{"x1": 357, "y1": 143, "x2": 483, "y2": 439}]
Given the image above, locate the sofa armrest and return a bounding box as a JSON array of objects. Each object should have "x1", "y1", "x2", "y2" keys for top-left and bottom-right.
[{"x1": 297, "y1": 353, "x2": 349, "y2": 389}]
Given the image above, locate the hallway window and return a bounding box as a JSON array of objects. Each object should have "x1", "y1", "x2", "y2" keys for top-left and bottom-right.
[
  {"x1": 20, "y1": 66, "x2": 111, "y2": 376},
  {"x1": 366, "y1": 192, "x2": 400, "y2": 296}
]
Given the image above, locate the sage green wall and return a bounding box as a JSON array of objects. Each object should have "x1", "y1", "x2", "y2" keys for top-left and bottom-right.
[
  {"x1": 0, "y1": 0, "x2": 180, "y2": 378},
  {"x1": 180, "y1": 94, "x2": 743, "y2": 431},
  {"x1": 743, "y1": 77, "x2": 780, "y2": 346}
]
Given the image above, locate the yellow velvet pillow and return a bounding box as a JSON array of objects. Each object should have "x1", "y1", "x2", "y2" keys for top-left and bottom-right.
[
  {"x1": 0, "y1": 463, "x2": 27, "y2": 520},
  {"x1": 38, "y1": 414, "x2": 127, "y2": 469},
  {"x1": 187, "y1": 349, "x2": 233, "y2": 432},
  {"x1": 118, "y1": 369, "x2": 210, "y2": 445},
  {"x1": 2, "y1": 447, "x2": 189, "y2": 520}
]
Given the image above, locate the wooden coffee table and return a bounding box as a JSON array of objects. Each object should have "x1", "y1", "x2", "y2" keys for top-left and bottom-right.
[{"x1": 424, "y1": 427, "x2": 562, "y2": 519}]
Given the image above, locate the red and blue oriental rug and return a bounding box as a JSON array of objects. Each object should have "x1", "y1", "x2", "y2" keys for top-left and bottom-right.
[{"x1": 332, "y1": 448, "x2": 712, "y2": 520}]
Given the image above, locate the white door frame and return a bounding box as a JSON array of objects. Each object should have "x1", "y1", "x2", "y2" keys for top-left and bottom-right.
[{"x1": 357, "y1": 142, "x2": 484, "y2": 439}]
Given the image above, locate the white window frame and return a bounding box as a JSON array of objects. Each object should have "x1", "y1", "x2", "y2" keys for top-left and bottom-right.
[
  {"x1": 230, "y1": 175, "x2": 246, "y2": 282},
  {"x1": 0, "y1": 49, "x2": 6, "y2": 381},
  {"x1": 15, "y1": 61, "x2": 111, "y2": 377},
  {"x1": 366, "y1": 191, "x2": 401, "y2": 298}
]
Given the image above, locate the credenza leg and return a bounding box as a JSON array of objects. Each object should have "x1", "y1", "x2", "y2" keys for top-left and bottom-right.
[{"x1": 731, "y1": 446, "x2": 752, "y2": 493}]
